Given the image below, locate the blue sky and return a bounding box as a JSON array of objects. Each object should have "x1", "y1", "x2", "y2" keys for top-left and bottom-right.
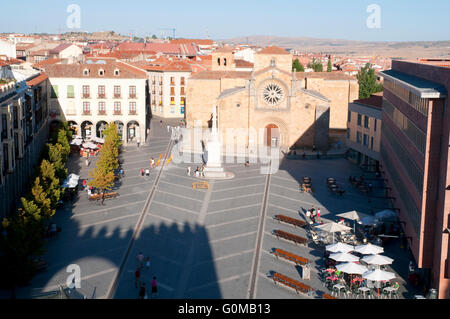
[{"x1": 1, "y1": 0, "x2": 449, "y2": 41}]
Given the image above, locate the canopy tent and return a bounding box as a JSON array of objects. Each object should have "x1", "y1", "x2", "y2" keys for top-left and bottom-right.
[
  {"x1": 329, "y1": 252, "x2": 360, "y2": 263},
  {"x1": 316, "y1": 222, "x2": 352, "y2": 243},
  {"x1": 355, "y1": 243, "x2": 384, "y2": 255},
  {"x1": 361, "y1": 254, "x2": 394, "y2": 266},
  {"x1": 61, "y1": 174, "x2": 80, "y2": 189},
  {"x1": 326, "y1": 242, "x2": 355, "y2": 253},
  {"x1": 70, "y1": 139, "x2": 83, "y2": 146},
  {"x1": 82, "y1": 142, "x2": 98, "y2": 149},
  {"x1": 337, "y1": 210, "x2": 370, "y2": 232}
]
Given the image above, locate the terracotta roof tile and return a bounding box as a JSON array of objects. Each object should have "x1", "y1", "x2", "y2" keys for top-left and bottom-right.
[
  {"x1": 234, "y1": 59, "x2": 254, "y2": 68},
  {"x1": 190, "y1": 71, "x2": 251, "y2": 80},
  {"x1": 257, "y1": 46, "x2": 290, "y2": 55},
  {"x1": 26, "y1": 73, "x2": 48, "y2": 87},
  {"x1": 296, "y1": 71, "x2": 355, "y2": 80}
]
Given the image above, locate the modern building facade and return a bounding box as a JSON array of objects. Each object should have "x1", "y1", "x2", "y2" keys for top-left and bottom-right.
[
  {"x1": 346, "y1": 93, "x2": 382, "y2": 171},
  {"x1": 44, "y1": 58, "x2": 148, "y2": 144},
  {"x1": 380, "y1": 60, "x2": 450, "y2": 298}
]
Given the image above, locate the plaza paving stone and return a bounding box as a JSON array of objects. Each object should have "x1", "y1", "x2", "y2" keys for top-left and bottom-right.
[{"x1": 11, "y1": 117, "x2": 417, "y2": 300}]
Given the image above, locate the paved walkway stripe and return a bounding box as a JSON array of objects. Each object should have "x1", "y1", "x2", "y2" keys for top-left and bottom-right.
[
  {"x1": 208, "y1": 231, "x2": 257, "y2": 245},
  {"x1": 194, "y1": 249, "x2": 255, "y2": 267},
  {"x1": 213, "y1": 183, "x2": 265, "y2": 193},
  {"x1": 247, "y1": 164, "x2": 272, "y2": 299},
  {"x1": 187, "y1": 272, "x2": 251, "y2": 293},
  {"x1": 70, "y1": 200, "x2": 147, "y2": 218},
  {"x1": 155, "y1": 189, "x2": 204, "y2": 203},
  {"x1": 210, "y1": 192, "x2": 264, "y2": 203},
  {"x1": 151, "y1": 200, "x2": 200, "y2": 216},
  {"x1": 206, "y1": 216, "x2": 260, "y2": 229},
  {"x1": 207, "y1": 203, "x2": 262, "y2": 215}
]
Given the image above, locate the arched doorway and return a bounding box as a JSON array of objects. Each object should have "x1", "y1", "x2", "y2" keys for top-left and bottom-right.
[
  {"x1": 127, "y1": 121, "x2": 140, "y2": 143},
  {"x1": 68, "y1": 121, "x2": 79, "y2": 136},
  {"x1": 81, "y1": 121, "x2": 93, "y2": 139},
  {"x1": 266, "y1": 124, "x2": 280, "y2": 148},
  {"x1": 96, "y1": 121, "x2": 108, "y2": 138},
  {"x1": 114, "y1": 121, "x2": 124, "y2": 141}
]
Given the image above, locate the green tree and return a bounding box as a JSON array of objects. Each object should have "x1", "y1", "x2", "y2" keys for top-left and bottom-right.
[
  {"x1": 308, "y1": 58, "x2": 323, "y2": 72},
  {"x1": 152, "y1": 34, "x2": 157, "y2": 39},
  {"x1": 31, "y1": 177, "x2": 54, "y2": 220},
  {"x1": 357, "y1": 63, "x2": 383, "y2": 99},
  {"x1": 38, "y1": 160, "x2": 61, "y2": 212},
  {"x1": 88, "y1": 167, "x2": 115, "y2": 204},
  {"x1": 57, "y1": 129, "x2": 70, "y2": 160},
  {"x1": 103, "y1": 123, "x2": 123, "y2": 150},
  {"x1": 96, "y1": 139, "x2": 119, "y2": 175},
  {"x1": 292, "y1": 59, "x2": 305, "y2": 72},
  {"x1": 46, "y1": 143, "x2": 68, "y2": 181},
  {"x1": 327, "y1": 59, "x2": 332, "y2": 72}
]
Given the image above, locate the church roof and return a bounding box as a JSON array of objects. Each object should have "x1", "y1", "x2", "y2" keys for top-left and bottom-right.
[
  {"x1": 190, "y1": 71, "x2": 252, "y2": 80},
  {"x1": 218, "y1": 86, "x2": 246, "y2": 99},
  {"x1": 257, "y1": 46, "x2": 290, "y2": 55}
]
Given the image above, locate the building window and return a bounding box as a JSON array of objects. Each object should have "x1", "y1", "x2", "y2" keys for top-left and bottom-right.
[
  {"x1": 98, "y1": 102, "x2": 106, "y2": 115},
  {"x1": 357, "y1": 114, "x2": 362, "y2": 126},
  {"x1": 114, "y1": 69, "x2": 120, "y2": 76},
  {"x1": 114, "y1": 86, "x2": 121, "y2": 98},
  {"x1": 181, "y1": 77, "x2": 185, "y2": 85},
  {"x1": 170, "y1": 97, "x2": 175, "y2": 105},
  {"x1": 170, "y1": 87, "x2": 175, "y2": 96},
  {"x1": 347, "y1": 128, "x2": 350, "y2": 139},
  {"x1": 224, "y1": 58, "x2": 227, "y2": 66},
  {"x1": 83, "y1": 102, "x2": 90, "y2": 114},
  {"x1": 371, "y1": 137, "x2": 374, "y2": 150},
  {"x1": 83, "y1": 69, "x2": 89, "y2": 76},
  {"x1": 217, "y1": 58, "x2": 220, "y2": 66},
  {"x1": 129, "y1": 102, "x2": 136, "y2": 114},
  {"x1": 180, "y1": 87, "x2": 185, "y2": 95},
  {"x1": 374, "y1": 119, "x2": 377, "y2": 132},
  {"x1": 82, "y1": 85, "x2": 90, "y2": 98},
  {"x1": 99, "y1": 69, "x2": 104, "y2": 76},
  {"x1": 180, "y1": 97, "x2": 185, "y2": 105},
  {"x1": 348, "y1": 111, "x2": 351, "y2": 122},
  {"x1": 170, "y1": 77, "x2": 175, "y2": 85},
  {"x1": 98, "y1": 85, "x2": 105, "y2": 98},
  {"x1": 170, "y1": 107, "x2": 175, "y2": 114},
  {"x1": 67, "y1": 85, "x2": 74, "y2": 98},
  {"x1": 356, "y1": 131, "x2": 362, "y2": 144},
  {"x1": 129, "y1": 86, "x2": 136, "y2": 98},
  {"x1": 181, "y1": 106, "x2": 185, "y2": 114},
  {"x1": 363, "y1": 134, "x2": 368, "y2": 146},
  {"x1": 50, "y1": 85, "x2": 58, "y2": 98},
  {"x1": 364, "y1": 116, "x2": 369, "y2": 129},
  {"x1": 114, "y1": 102, "x2": 121, "y2": 114}
]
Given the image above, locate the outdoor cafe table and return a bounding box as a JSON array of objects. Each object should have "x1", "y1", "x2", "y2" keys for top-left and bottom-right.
[
  {"x1": 383, "y1": 286, "x2": 397, "y2": 298},
  {"x1": 333, "y1": 284, "x2": 346, "y2": 297},
  {"x1": 358, "y1": 287, "x2": 371, "y2": 298},
  {"x1": 326, "y1": 276, "x2": 338, "y2": 282}
]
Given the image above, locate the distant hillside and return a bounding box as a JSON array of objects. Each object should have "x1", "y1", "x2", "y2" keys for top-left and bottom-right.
[{"x1": 223, "y1": 35, "x2": 450, "y2": 59}]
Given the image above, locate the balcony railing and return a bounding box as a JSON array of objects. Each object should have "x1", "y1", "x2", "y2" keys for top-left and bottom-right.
[
  {"x1": 82, "y1": 94, "x2": 90, "y2": 99},
  {"x1": 129, "y1": 110, "x2": 137, "y2": 115},
  {"x1": 113, "y1": 111, "x2": 122, "y2": 115},
  {"x1": 129, "y1": 94, "x2": 137, "y2": 99},
  {"x1": 114, "y1": 94, "x2": 121, "y2": 99},
  {"x1": 98, "y1": 94, "x2": 106, "y2": 99},
  {"x1": 98, "y1": 110, "x2": 106, "y2": 115},
  {"x1": 82, "y1": 111, "x2": 91, "y2": 115}
]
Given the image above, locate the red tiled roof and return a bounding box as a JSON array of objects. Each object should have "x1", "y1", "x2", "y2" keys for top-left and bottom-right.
[
  {"x1": 296, "y1": 71, "x2": 355, "y2": 80},
  {"x1": 45, "y1": 59, "x2": 147, "y2": 79},
  {"x1": 32, "y1": 58, "x2": 62, "y2": 69},
  {"x1": 26, "y1": 73, "x2": 48, "y2": 87},
  {"x1": 171, "y1": 38, "x2": 213, "y2": 46},
  {"x1": 190, "y1": 71, "x2": 252, "y2": 80},
  {"x1": 49, "y1": 43, "x2": 74, "y2": 54},
  {"x1": 214, "y1": 46, "x2": 234, "y2": 53},
  {"x1": 234, "y1": 59, "x2": 254, "y2": 68},
  {"x1": 116, "y1": 42, "x2": 197, "y2": 56},
  {"x1": 0, "y1": 56, "x2": 25, "y2": 67},
  {"x1": 257, "y1": 46, "x2": 290, "y2": 55}
]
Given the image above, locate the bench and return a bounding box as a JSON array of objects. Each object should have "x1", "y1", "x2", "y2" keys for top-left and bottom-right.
[
  {"x1": 322, "y1": 293, "x2": 338, "y2": 300},
  {"x1": 89, "y1": 192, "x2": 119, "y2": 201},
  {"x1": 272, "y1": 272, "x2": 313, "y2": 295},
  {"x1": 274, "y1": 215, "x2": 307, "y2": 228},
  {"x1": 192, "y1": 181, "x2": 209, "y2": 190},
  {"x1": 273, "y1": 248, "x2": 309, "y2": 265},
  {"x1": 274, "y1": 230, "x2": 308, "y2": 246}
]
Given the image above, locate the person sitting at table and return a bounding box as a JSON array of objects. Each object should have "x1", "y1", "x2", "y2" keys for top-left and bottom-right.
[{"x1": 393, "y1": 282, "x2": 400, "y2": 290}]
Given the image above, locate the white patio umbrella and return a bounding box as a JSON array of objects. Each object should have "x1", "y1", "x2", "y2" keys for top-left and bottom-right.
[
  {"x1": 329, "y1": 252, "x2": 360, "y2": 263},
  {"x1": 361, "y1": 254, "x2": 394, "y2": 267},
  {"x1": 337, "y1": 262, "x2": 368, "y2": 275},
  {"x1": 70, "y1": 139, "x2": 82, "y2": 146},
  {"x1": 326, "y1": 242, "x2": 355, "y2": 253},
  {"x1": 337, "y1": 262, "x2": 368, "y2": 288},
  {"x1": 363, "y1": 269, "x2": 396, "y2": 295},
  {"x1": 90, "y1": 136, "x2": 105, "y2": 144},
  {"x1": 354, "y1": 243, "x2": 384, "y2": 255},
  {"x1": 337, "y1": 210, "x2": 370, "y2": 233},
  {"x1": 82, "y1": 142, "x2": 98, "y2": 149},
  {"x1": 61, "y1": 173, "x2": 80, "y2": 189},
  {"x1": 316, "y1": 222, "x2": 352, "y2": 243}
]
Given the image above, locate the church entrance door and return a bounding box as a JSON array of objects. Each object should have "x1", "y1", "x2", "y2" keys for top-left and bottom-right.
[{"x1": 265, "y1": 124, "x2": 280, "y2": 148}]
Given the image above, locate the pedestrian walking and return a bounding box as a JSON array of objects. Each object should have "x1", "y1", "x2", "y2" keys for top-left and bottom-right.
[
  {"x1": 167, "y1": 125, "x2": 170, "y2": 133},
  {"x1": 139, "y1": 283, "x2": 147, "y2": 299},
  {"x1": 141, "y1": 168, "x2": 144, "y2": 177},
  {"x1": 187, "y1": 167, "x2": 191, "y2": 176},
  {"x1": 134, "y1": 268, "x2": 141, "y2": 288},
  {"x1": 145, "y1": 257, "x2": 150, "y2": 271},
  {"x1": 82, "y1": 179, "x2": 87, "y2": 190},
  {"x1": 137, "y1": 252, "x2": 144, "y2": 268},
  {"x1": 85, "y1": 158, "x2": 89, "y2": 167},
  {"x1": 145, "y1": 168, "x2": 150, "y2": 176},
  {"x1": 317, "y1": 208, "x2": 321, "y2": 223},
  {"x1": 195, "y1": 167, "x2": 200, "y2": 178},
  {"x1": 151, "y1": 277, "x2": 158, "y2": 298},
  {"x1": 137, "y1": 137, "x2": 141, "y2": 148}
]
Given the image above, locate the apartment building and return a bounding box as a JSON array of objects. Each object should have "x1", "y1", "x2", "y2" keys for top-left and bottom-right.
[
  {"x1": 346, "y1": 93, "x2": 382, "y2": 171},
  {"x1": 44, "y1": 58, "x2": 148, "y2": 144},
  {"x1": 379, "y1": 59, "x2": 450, "y2": 298},
  {"x1": 137, "y1": 58, "x2": 191, "y2": 119}
]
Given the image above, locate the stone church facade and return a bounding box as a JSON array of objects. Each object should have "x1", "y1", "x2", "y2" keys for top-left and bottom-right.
[{"x1": 186, "y1": 46, "x2": 359, "y2": 151}]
